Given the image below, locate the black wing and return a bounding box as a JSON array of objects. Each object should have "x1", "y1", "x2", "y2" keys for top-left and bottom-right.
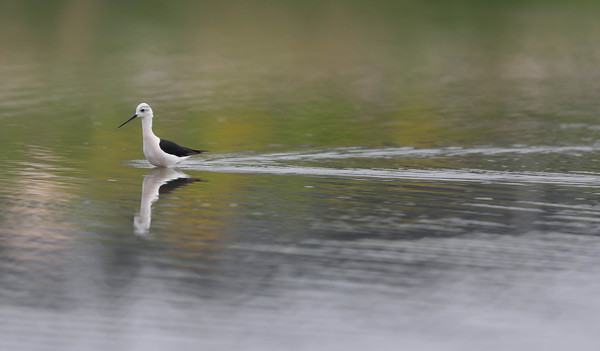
[{"x1": 159, "y1": 139, "x2": 205, "y2": 157}]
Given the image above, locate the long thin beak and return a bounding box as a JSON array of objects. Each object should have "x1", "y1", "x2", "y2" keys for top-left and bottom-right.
[{"x1": 118, "y1": 114, "x2": 138, "y2": 129}]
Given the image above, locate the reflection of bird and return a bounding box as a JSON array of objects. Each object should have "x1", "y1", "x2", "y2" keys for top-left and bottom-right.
[
  {"x1": 118, "y1": 103, "x2": 205, "y2": 167},
  {"x1": 134, "y1": 167, "x2": 201, "y2": 235}
]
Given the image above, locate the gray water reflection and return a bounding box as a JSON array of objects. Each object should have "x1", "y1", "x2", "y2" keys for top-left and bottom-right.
[{"x1": 3, "y1": 146, "x2": 600, "y2": 350}]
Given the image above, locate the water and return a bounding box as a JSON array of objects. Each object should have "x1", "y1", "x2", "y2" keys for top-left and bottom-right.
[{"x1": 2, "y1": 1, "x2": 600, "y2": 350}]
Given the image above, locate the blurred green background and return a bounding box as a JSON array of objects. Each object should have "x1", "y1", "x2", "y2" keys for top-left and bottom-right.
[{"x1": 3, "y1": 0, "x2": 600, "y2": 169}]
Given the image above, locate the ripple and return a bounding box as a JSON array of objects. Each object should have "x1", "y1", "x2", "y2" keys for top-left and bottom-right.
[
  {"x1": 199, "y1": 145, "x2": 600, "y2": 163},
  {"x1": 127, "y1": 146, "x2": 600, "y2": 187}
]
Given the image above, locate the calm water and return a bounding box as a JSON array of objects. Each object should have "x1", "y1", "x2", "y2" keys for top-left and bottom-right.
[{"x1": 2, "y1": 1, "x2": 600, "y2": 350}]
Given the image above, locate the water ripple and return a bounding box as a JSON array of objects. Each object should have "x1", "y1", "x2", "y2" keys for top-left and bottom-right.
[
  {"x1": 200, "y1": 145, "x2": 600, "y2": 163},
  {"x1": 118, "y1": 146, "x2": 600, "y2": 186}
]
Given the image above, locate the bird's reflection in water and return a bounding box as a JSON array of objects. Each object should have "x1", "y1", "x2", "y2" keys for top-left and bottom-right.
[{"x1": 134, "y1": 167, "x2": 201, "y2": 235}]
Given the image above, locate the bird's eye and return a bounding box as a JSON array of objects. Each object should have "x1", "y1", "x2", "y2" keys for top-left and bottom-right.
[{"x1": 140, "y1": 108, "x2": 146, "y2": 112}]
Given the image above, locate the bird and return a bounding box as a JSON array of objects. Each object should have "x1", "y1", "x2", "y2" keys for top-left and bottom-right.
[{"x1": 118, "y1": 103, "x2": 205, "y2": 167}]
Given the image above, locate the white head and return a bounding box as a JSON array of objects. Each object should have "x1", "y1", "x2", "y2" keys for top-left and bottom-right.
[
  {"x1": 118, "y1": 102, "x2": 153, "y2": 129},
  {"x1": 135, "y1": 103, "x2": 153, "y2": 118}
]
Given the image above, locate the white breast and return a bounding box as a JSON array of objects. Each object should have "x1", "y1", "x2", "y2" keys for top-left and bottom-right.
[{"x1": 143, "y1": 134, "x2": 184, "y2": 167}]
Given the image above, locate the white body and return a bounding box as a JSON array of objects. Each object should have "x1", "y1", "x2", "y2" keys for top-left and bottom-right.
[{"x1": 140, "y1": 115, "x2": 190, "y2": 167}]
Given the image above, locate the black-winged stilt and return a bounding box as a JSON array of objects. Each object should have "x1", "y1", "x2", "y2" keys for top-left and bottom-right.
[{"x1": 118, "y1": 103, "x2": 205, "y2": 167}]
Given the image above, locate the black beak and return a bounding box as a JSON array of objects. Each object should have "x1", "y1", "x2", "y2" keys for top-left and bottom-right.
[{"x1": 118, "y1": 114, "x2": 138, "y2": 129}]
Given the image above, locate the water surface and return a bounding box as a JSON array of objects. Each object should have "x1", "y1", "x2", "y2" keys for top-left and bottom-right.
[{"x1": 2, "y1": 1, "x2": 600, "y2": 350}]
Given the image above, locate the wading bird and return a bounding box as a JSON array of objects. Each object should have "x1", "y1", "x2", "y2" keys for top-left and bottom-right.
[{"x1": 118, "y1": 103, "x2": 205, "y2": 167}]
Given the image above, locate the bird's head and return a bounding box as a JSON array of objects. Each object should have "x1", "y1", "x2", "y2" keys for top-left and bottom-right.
[{"x1": 118, "y1": 103, "x2": 153, "y2": 129}]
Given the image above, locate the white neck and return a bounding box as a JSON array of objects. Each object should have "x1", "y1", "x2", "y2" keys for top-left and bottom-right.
[{"x1": 141, "y1": 115, "x2": 156, "y2": 139}]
